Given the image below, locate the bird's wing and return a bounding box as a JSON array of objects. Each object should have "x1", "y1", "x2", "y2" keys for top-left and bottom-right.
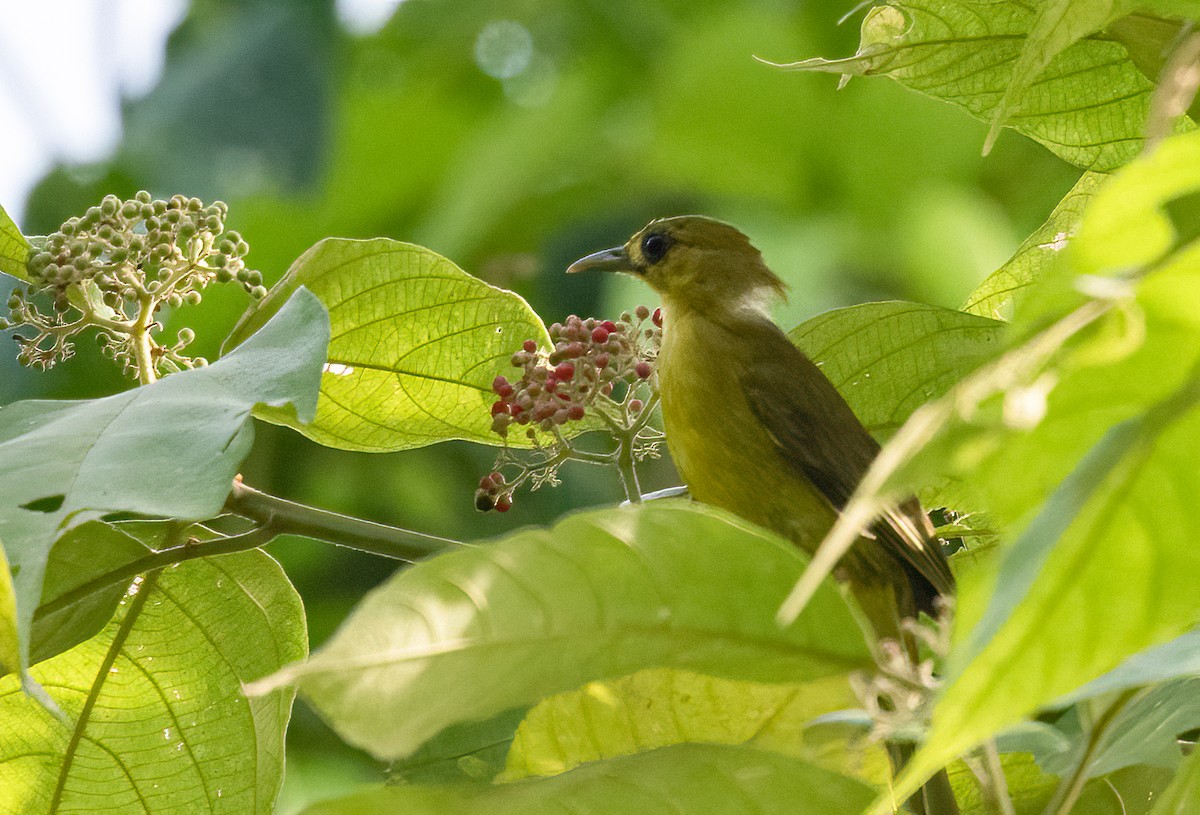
[{"x1": 738, "y1": 333, "x2": 954, "y2": 601}]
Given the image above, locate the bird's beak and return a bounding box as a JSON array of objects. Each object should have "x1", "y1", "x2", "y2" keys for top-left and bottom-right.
[{"x1": 566, "y1": 246, "x2": 634, "y2": 275}]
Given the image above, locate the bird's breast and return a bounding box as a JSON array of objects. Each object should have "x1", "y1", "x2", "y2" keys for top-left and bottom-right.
[{"x1": 657, "y1": 309, "x2": 835, "y2": 550}]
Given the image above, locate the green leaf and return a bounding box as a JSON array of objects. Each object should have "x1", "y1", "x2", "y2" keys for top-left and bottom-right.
[
  {"x1": 0, "y1": 204, "x2": 29, "y2": 281},
  {"x1": 779, "y1": 0, "x2": 1189, "y2": 170},
  {"x1": 964, "y1": 172, "x2": 1107, "y2": 321},
  {"x1": 0, "y1": 544, "x2": 16, "y2": 677},
  {"x1": 1153, "y1": 746, "x2": 1200, "y2": 814},
  {"x1": 225, "y1": 238, "x2": 549, "y2": 452},
  {"x1": 1058, "y1": 628, "x2": 1200, "y2": 705},
  {"x1": 0, "y1": 549, "x2": 306, "y2": 815},
  {"x1": 248, "y1": 502, "x2": 871, "y2": 761},
  {"x1": 389, "y1": 707, "x2": 528, "y2": 785},
  {"x1": 301, "y1": 744, "x2": 877, "y2": 815},
  {"x1": 0, "y1": 288, "x2": 327, "y2": 672},
  {"x1": 789, "y1": 301, "x2": 1005, "y2": 438},
  {"x1": 501, "y1": 667, "x2": 884, "y2": 783},
  {"x1": 873, "y1": 131, "x2": 1200, "y2": 811}
]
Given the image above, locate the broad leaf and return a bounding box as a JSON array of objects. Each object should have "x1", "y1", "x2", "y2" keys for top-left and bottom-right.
[
  {"x1": 0, "y1": 288, "x2": 327, "y2": 672},
  {"x1": 779, "y1": 0, "x2": 1190, "y2": 170},
  {"x1": 0, "y1": 550, "x2": 305, "y2": 815},
  {"x1": 225, "y1": 237, "x2": 549, "y2": 451},
  {"x1": 302, "y1": 744, "x2": 877, "y2": 815},
  {"x1": 501, "y1": 667, "x2": 883, "y2": 783},
  {"x1": 789, "y1": 301, "x2": 1005, "y2": 438},
  {"x1": 0, "y1": 204, "x2": 28, "y2": 281},
  {"x1": 1058, "y1": 628, "x2": 1200, "y2": 705},
  {"x1": 1152, "y1": 746, "x2": 1200, "y2": 814},
  {"x1": 875, "y1": 131, "x2": 1200, "y2": 810},
  {"x1": 249, "y1": 502, "x2": 871, "y2": 761}
]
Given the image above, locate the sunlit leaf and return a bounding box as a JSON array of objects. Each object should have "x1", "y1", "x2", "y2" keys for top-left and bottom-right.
[
  {"x1": 964, "y1": 172, "x2": 1106, "y2": 321},
  {"x1": 0, "y1": 550, "x2": 305, "y2": 815},
  {"x1": 302, "y1": 744, "x2": 877, "y2": 815},
  {"x1": 0, "y1": 205, "x2": 28, "y2": 281},
  {"x1": 778, "y1": 0, "x2": 1191, "y2": 170},
  {"x1": 0, "y1": 289, "x2": 326, "y2": 672},
  {"x1": 249, "y1": 502, "x2": 871, "y2": 761},
  {"x1": 226, "y1": 238, "x2": 549, "y2": 452},
  {"x1": 502, "y1": 667, "x2": 881, "y2": 782}
]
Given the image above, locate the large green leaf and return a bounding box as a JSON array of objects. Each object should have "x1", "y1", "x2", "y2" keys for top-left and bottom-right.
[
  {"x1": 779, "y1": 0, "x2": 1191, "y2": 170},
  {"x1": 248, "y1": 502, "x2": 871, "y2": 762},
  {"x1": 964, "y1": 171, "x2": 1106, "y2": 320},
  {"x1": 501, "y1": 667, "x2": 883, "y2": 783},
  {"x1": 225, "y1": 237, "x2": 549, "y2": 452},
  {"x1": 1152, "y1": 746, "x2": 1200, "y2": 814},
  {"x1": 873, "y1": 131, "x2": 1200, "y2": 811},
  {"x1": 1057, "y1": 628, "x2": 1200, "y2": 705},
  {"x1": 789, "y1": 301, "x2": 1004, "y2": 438},
  {"x1": 301, "y1": 744, "x2": 877, "y2": 815},
  {"x1": 0, "y1": 204, "x2": 28, "y2": 281},
  {"x1": 0, "y1": 549, "x2": 305, "y2": 815},
  {"x1": 0, "y1": 288, "x2": 327, "y2": 673}
]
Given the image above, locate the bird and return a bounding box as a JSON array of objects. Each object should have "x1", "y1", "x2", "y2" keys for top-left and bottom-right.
[{"x1": 568, "y1": 215, "x2": 958, "y2": 815}]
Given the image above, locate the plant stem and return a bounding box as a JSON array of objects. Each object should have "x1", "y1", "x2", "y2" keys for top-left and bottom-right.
[
  {"x1": 979, "y1": 739, "x2": 1015, "y2": 815},
  {"x1": 131, "y1": 293, "x2": 158, "y2": 385},
  {"x1": 1041, "y1": 689, "x2": 1139, "y2": 815},
  {"x1": 615, "y1": 431, "x2": 643, "y2": 503},
  {"x1": 224, "y1": 480, "x2": 463, "y2": 561}
]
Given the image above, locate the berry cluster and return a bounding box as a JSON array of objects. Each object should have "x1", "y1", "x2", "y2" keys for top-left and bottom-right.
[
  {"x1": 2, "y1": 192, "x2": 262, "y2": 379},
  {"x1": 475, "y1": 306, "x2": 663, "y2": 512}
]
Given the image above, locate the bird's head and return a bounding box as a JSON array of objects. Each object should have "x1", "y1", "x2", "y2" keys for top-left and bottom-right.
[{"x1": 567, "y1": 216, "x2": 786, "y2": 316}]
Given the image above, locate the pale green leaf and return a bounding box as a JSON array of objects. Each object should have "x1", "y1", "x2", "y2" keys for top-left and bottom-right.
[
  {"x1": 501, "y1": 667, "x2": 882, "y2": 783},
  {"x1": 302, "y1": 744, "x2": 877, "y2": 815},
  {"x1": 0, "y1": 204, "x2": 29, "y2": 281},
  {"x1": 789, "y1": 301, "x2": 1005, "y2": 438},
  {"x1": 249, "y1": 502, "x2": 871, "y2": 762},
  {"x1": 0, "y1": 550, "x2": 306, "y2": 815},
  {"x1": 874, "y1": 132, "x2": 1200, "y2": 811},
  {"x1": 0, "y1": 545, "x2": 16, "y2": 678},
  {"x1": 0, "y1": 288, "x2": 327, "y2": 672},
  {"x1": 779, "y1": 0, "x2": 1187, "y2": 170},
  {"x1": 964, "y1": 171, "x2": 1106, "y2": 320},
  {"x1": 1152, "y1": 746, "x2": 1200, "y2": 814},
  {"x1": 1058, "y1": 628, "x2": 1200, "y2": 705},
  {"x1": 225, "y1": 238, "x2": 549, "y2": 452}
]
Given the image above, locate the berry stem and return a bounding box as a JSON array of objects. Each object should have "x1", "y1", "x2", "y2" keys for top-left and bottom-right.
[
  {"x1": 615, "y1": 428, "x2": 643, "y2": 503},
  {"x1": 131, "y1": 293, "x2": 158, "y2": 385}
]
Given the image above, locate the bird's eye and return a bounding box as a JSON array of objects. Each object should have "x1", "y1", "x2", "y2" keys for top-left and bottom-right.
[{"x1": 641, "y1": 232, "x2": 671, "y2": 264}]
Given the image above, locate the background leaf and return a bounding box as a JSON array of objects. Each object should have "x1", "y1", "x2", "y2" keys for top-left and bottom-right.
[
  {"x1": 0, "y1": 288, "x2": 327, "y2": 671},
  {"x1": 226, "y1": 238, "x2": 549, "y2": 452},
  {"x1": 0, "y1": 205, "x2": 28, "y2": 281},
  {"x1": 249, "y1": 502, "x2": 871, "y2": 761},
  {"x1": 302, "y1": 744, "x2": 877, "y2": 815},
  {"x1": 0, "y1": 550, "x2": 306, "y2": 815}
]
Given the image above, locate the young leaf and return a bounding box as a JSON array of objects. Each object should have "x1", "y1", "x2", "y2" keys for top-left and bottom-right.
[
  {"x1": 777, "y1": 0, "x2": 1182, "y2": 170},
  {"x1": 248, "y1": 502, "x2": 871, "y2": 762},
  {"x1": 225, "y1": 237, "x2": 550, "y2": 452},
  {"x1": 0, "y1": 288, "x2": 327, "y2": 673},
  {"x1": 301, "y1": 744, "x2": 877, "y2": 815},
  {"x1": 0, "y1": 204, "x2": 29, "y2": 281},
  {"x1": 789, "y1": 301, "x2": 1005, "y2": 438},
  {"x1": 0, "y1": 550, "x2": 305, "y2": 815}
]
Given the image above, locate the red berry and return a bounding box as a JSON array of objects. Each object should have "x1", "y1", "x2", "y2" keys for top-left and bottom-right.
[
  {"x1": 595, "y1": 353, "x2": 610, "y2": 368},
  {"x1": 635, "y1": 361, "x2": 653, "y2": 379},
  {"x1": 523, "y1": 339, "x2": 538, "y2": 353},
  {"x1": 629, "y1": 399, "x2": 644, "y2": 413},
  {"x1": 602, "y1": 320, "x2": 618, "y2": 333},
  {"x1": 635, "y1": 305, "x2": 650, "y2": 320},
  {"x1": 490, "y1": 471, "x2": 506, "y2": 486},
  {"x1": 491, "y1": 400, "x2": 509, "y2": 416},
  {"x1": 479, "y1": 475, "x2": 494, "y2": 490},
  {"x1": 554, "y1": 362, "x2": 575, "y2": 381},
  {"x1": 492, "y1": 375, "x2": 509, "y2": 394},
  {"x1": 652, "y1": 308, "x2": 663, "y2": 328},
  {"x1": 591, "y1": 326, "x2": 609, "y2": 343},
  {"x1": 567, "y1": 405, "x2": 585, "y2": 420},
  {"x1": 495, "y1": 496, "x2": 512, "y2": 512}
]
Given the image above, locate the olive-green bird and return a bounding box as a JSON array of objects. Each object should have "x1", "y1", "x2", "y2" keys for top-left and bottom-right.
[{"x1": 568, "y1": 215, "x2": 958, "y2": 815}]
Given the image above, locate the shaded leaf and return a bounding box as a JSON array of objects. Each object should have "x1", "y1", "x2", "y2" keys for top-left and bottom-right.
[
  {"x1": 249, "y1": 502, "x2": 871, "y2": 761},
  {"x1": 0, "y1": 550, "x2": 305, "y2": 815},
  {"x1": 1152, "y1": 746, "x2": 1200, "y2": 814},
  {"x1": 0, "y1": 288, "x2": 327, "y2": 671},
  {"x1": 390, "y1": 708, "x2": 527, "y2": 785},
  {"x1": 302, "y1": 744, "x2": 877, "y2": 815},
  {"x1": 789, "y1": 301, "x2": 1005, "y2": 438},
  {"x1": 226, "y1": 238, "x2": 549, "y2": 452}
]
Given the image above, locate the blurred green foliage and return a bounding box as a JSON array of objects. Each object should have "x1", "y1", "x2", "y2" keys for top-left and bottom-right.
[{"x1": 3, "y1": 0, "x2": 1081, "y2": 806}]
